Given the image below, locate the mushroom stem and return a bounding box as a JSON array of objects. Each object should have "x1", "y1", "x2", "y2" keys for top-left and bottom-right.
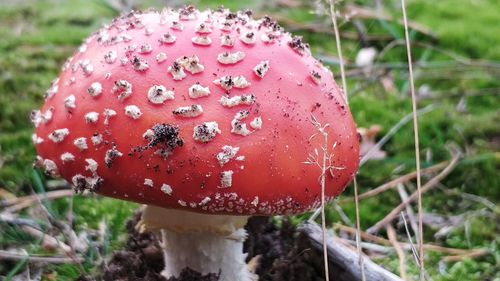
[{"x1": 137, "y1": 205, "x2": 257, "y2": 281}]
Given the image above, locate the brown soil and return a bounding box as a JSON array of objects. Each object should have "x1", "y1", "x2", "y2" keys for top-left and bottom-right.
[{"x1": 82, "y1": 213, "x2": 331, "y2": 281}]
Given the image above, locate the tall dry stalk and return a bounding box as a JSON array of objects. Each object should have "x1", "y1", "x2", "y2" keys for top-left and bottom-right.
[
  {"x1": 305, "y1": 116, "x2": 333, "y2": 281},
  {"x1": 400, "y1": 0, "x2": 425, "y2": 279},
  {"x1": 329, "y1": 0, "x2": 365, "y2": 280},
  {"x1": 305, "y1": 114, "x2": 353, "y2": 281}
]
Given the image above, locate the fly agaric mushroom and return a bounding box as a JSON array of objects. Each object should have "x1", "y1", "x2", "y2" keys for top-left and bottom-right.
[{"x1": 32, "y1": 6, "x2": 359, "y2": 281}]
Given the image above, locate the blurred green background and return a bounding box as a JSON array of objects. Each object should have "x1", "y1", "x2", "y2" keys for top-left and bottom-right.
[{"x1": 0, "y1": 0, "x2": 498, "y2": 280}]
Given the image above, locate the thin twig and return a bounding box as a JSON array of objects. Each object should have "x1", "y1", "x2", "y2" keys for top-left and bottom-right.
[
  {"x1": 442, "y1": 250, "x2": 490, "y2": 262},
  {"x1": 386, "y1": 225, "x2": 407, "y2": 280},
  {"x1": 342, "y1": 161, "x2": 447, "y2": 202},
  {"x1": 336, "y1": 224, "x2": 390, "y2": 246},
  {"x1": 397, "y1": 184, "x2": 419, "y2": 240},
  {"x1": 377, "y1": 40, "x2": 472, "y2": 66},
  {"x1": 1, "y1": 189, "x2": 74, "y2": 211},
  {"x1": 0, "y1": 211, "x2": 73, "y2": 254},
  {"x1": 302, "y1": 222, "x2": 404, "y2": 281},
  {"x1": 339, "y1": 239, "x2": 395, "y2": 254},
  {"x1": 32, "y1": 190, "x2": 87, "y2": 275},
  {"x1": 340, "y1": 236, "x2": 489, "y2": 266},
  {"x1": 367, "y1": 154, "x2": 460, "y2": 234},
  {"x1": 335, "y1": 223, "x2": 488, "y2": 256}
]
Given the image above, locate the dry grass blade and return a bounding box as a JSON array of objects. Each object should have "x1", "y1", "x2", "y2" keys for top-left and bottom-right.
[
  {"x1": 329, "y1": 0, "x2": 348, "y2": 102},
  {"x1": 459, "y1": 192, "x2": 498, "y2": 212},
  {"x1": 254, "y1": 13, "x2": 393, "y2": 42},
  {"x1": 343, "y1": 4, "x2": 438, "y2": 40},
  {"x1": 0, "y1": 249, "x2": 83, "y2": 264},
  {"x1": 367, "y1": 153, "x2": 460, "y2": 234},
  {"x1": 401, "y1": 212, "x2": 421, "y2": 268},
  {"x1": 397, "y1": 184, "x2": 419, "y2": 240},
  {"x1": 309, "y1": 199, "x2": 353, "y2": 226},
  {"x1": 328, "y1": 1, "x2": 364, "y2": 279},
  {"x1": 103, "y1": 0, "x2": 136, "y2": 12},
  {"x1": 400, "y1": 0, "x2": 425, "y2": 279},
  {"x1": 353, "y1": 177, "x2": 366, "y2": 279},
  {"x1": 1, "y1": 189, "x2": 74, "y2": 210},
  {"x1": 377, "y1": 40, "x2": 473, "y2": 66},
  {"x1": 0, "y1": 213, "x2": 73, "y2": 254},
  {"x1": 338, "y1": 239, "x2": 395, "y2": 254},
  {"x1": 334, "y1": 200, "x2": 354, "y2": 226},
  {"x1": 20, "y1": 225, "x2": 72, "y2": 253}
]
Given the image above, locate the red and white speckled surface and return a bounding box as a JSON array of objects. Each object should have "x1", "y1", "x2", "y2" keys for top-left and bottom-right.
[{"x1": 33, "y1": 7, "x2": 359, "y2": 216}]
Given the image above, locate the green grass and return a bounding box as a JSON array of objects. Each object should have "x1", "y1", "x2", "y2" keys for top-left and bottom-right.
[
  {"x1": 409, "y1": 0, "x2": 500, "y2": 60},
  {"x1": 0, "y1": 0, "x2": 498, "y2": 280}
]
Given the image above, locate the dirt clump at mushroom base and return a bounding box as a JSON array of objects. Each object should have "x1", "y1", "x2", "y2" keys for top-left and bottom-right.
[{"x1": 93, "y1": 213, "x2": 329, "y2": 281}]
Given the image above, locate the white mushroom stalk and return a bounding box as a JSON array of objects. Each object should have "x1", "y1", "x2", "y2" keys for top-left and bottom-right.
[{"x1": 137, "y1": 206, "x2": 257, "y2": 281}]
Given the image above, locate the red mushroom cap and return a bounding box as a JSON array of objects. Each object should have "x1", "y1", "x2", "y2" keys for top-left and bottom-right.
[{"x1": 33, "y1": 7, "x2": 359, "y2": 216}]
